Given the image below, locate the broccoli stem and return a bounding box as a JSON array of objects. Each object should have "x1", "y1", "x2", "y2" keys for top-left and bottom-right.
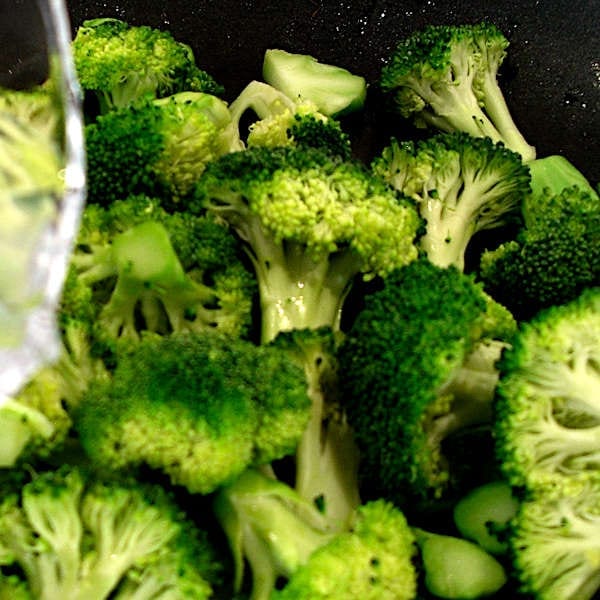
[{"x1": 479, "y1": 70, "x2": 536, "y2": 162}]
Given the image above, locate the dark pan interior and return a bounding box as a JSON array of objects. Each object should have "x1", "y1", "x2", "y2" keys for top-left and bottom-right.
[{"x1": 65, "y1": 0, "x2": 599, "y2": 183}]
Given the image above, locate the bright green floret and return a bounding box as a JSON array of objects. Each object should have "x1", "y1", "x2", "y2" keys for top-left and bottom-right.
[
  {"x1": 338, "y1": 258, "x2": 516, "y2": 504},
  {"x1": 262, "y1": 49, "x2": 367, "y2": 117},
  {"x1": 493, "y1": 287, "x2": 600, "y2": 492},
  {"x1": 67, "y1": 194, "x2": 257, "y2": 346},
  {"x1": 213, "y1": 469, "x2": 417, "y2": 600},
  {"x1": 74, "y1": 331, "x2": 310, "y2": 495},
  {"x1": 373, "y1": 130, "x2": 530, "y2": 270},
  {"x1": 194, "y1": 145, "x2": 421, "y2": 343},
  {"x1": 506, "y1": 477, "x2": 600, "y2": 600},
  {"x1": 480, "y1": 185, "x2": 600, "y2": 321},
  {"x1": 85, "y1": 91, "x2": 239, "y2": 205},
  {"x1": 380, "y1": 22, "x2": 536, "y2": 161},
  {"x1": 72, "y1": 18, "x2": 223, "y2": 113},
  {"x1": 0, "y1": 465, "x2": 220, "y2": 600}
]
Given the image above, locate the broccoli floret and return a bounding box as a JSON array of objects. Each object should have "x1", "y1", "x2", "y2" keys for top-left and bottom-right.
[
  {"x1": 506, "y1": 477, "x2": 600, "y2": 600},
  {"x1": 493, "y1": 287, "x2": 600, "y2": 492},
  {"x1": 527, "y1": 154, "x2": 599, "y2": 200},
  {"x1": 85, "y1": 91, "x2": 239, "y2": 205},
  {"x1": 262, "y1": 49, "x2": 367, "y2": 117},
  {"x1": 194, "y1": 145, "x2": 421, "y2": 343},
  {"x1": 72, "y1": 18, "x2": 223, "y2": 113},
  {"x1": 480, "y1": 185, "x2": 600, "y2": 321},
  {"x1": 380, "y1": 22, "x2": 536, "y2": 162},
  {"x1": 272, "y1": 328, "x2": 361, "y2": 529},
  {"x1": 214, "y1": 469, "x2": 417, "y2": 600},
  {"x1": 413, "y1": 527, "x2": 507, "y2": 599},
  {"x1": 373, "y1": 131, "x2": 530, "y2": 270},
  {"x1": 74, "y1": 331, "x2": 310, "y2": 495},
  {"x1": 68, "y1": 195, "x2": 257, "y2": 345},
  {"x1": 226, "y1": 80, "x2": 352, "y2": 158},
  {"x1": 338, "y1": 258, "x2": 516, "y2": 504},
  {"x1": 0, "y1": 465, "x2": 220, "y2": 599}
]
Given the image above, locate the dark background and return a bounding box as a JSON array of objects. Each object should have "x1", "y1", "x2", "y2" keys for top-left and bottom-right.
[{"x1": 63, "y1": 0, "x2": 599, "y2": 183}]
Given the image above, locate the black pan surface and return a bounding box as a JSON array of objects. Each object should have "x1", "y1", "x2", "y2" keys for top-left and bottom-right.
[{"x1": 65, "y1": 0, "x2": 599, "y2": 183}]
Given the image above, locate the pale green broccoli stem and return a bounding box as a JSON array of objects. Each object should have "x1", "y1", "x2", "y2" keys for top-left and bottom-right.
[
  {"x1": 479, "y1": 69, "x2": 536, "y2": 162},
  {"x1": 293, "y1": 342, "x2": 361, "y2": 531}
]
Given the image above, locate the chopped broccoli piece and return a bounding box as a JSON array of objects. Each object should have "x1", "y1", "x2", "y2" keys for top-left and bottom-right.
[
  {"x1": 493, "y1": 287, "x2": 600, "y2": 492},
  {"x1": 214, "y1": 469, "x2": 417, "y2": 600},
  {"x1": 338, "y1": 258, "x2": 516, "y2": 504},
  {"x1": 528, "y1": 154, "x2": 599, "y2": 200},
  {"x1": 373, "y1": 131, "x2": 530, "y2": 270},
  {"x1": 380, "y1": 22, "x2": 536, "y2": 161},
  {"x1": 413, "y1": 527, "x2": 507, "y2": 599},
  {"x1": 85, "y1": 91, "x2": 239, "y2": 205},
  {"x1": 74, "y1": 331, "x2": 310, "y2": 494},
  {"x1": 452, "y1": 480, "x2": 519, "y2": 555},
  {"x1": 507, "y1": 477, "x2": 600, "y2": 600},
  {"x1": 72, "y1": 18, "x2": 223, "y2": 113},
  {"x1": 480, "y1": 185, "x2": 600, "y2": 321},
  {"x1": 68, "y1": 195, "x2": 257, "y2": 345},
  {"x1": 262, "y1": 49, "x2": 367, "y2": 117},
  {"x1": 194, "y1": 145, "x2": 421, "y2": 343},
  {"x1": 0, "y1": 465, "x2": 220, "y2": 599}
]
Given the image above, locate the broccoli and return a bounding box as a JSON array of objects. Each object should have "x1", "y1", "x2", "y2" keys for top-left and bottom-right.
[
  {"x1": 74, "y1": 331, "x2": 311, "y2": 495},
  {"x1": 452, "y1": 480, "x2": 519, "y2": 555},
  {"x1": 226, "y1": 80, "x2": 352, "y2": 158},
  {"x1": 85, "y1": 91, "x2": 241, "y2": 205},
  {"x1": 0, "y1": 84, "x2": 64, "y2": 347},
  {"x1": 272, "y1": 327, "x2": 361, "y2": 529},
  {"x1": 194, "y1": 144, "x2": 421, "y2": 343},
  {"x1": 71, "y1": 18, "x2": 223, "y2": 113},
  {"x1": 493, "y1": 287, "x2": 600, "y2": 492},
  {"x1": 262, "y1": 48, "x2": 367, "y2": 117},
  {"x1": 338, "y1": 258, "x2": 516, "y2": 504},
  {"x1": 373, "y1": 131, "x2": 530, "y2": 270},
  {"x1": 379, "y1": 22, "x2": 536, "y2": 162},
  {"x1": 67, "y1": 194, "x2": 257, "y2": 345},
  {"x1": 213, "y1": 469, "x2": 418, "y2": 600},
  {"x1": 506, "y1": 476, "x2": 600, "y2": 600},
  {"x1": 479, "y1": 185, "x2": 600, "y2": 321},
  {"x1": 412, "y1": 527, "x2": 507, "y2": 599},
  {"x1": 0, "y1": 465, "x2": 220, "y2": 600}
]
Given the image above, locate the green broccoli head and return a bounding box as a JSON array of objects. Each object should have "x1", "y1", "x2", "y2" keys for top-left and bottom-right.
[
  {"x1": 0, "y1": 465, "x2": 220, "y2": 599},
  {"x1": 85, "y1": 91, "x2": 238, "y2": 205},
  {"x1": 72, "y1": 18, "x2": 223, "y2": 113},
  {"x1": 480, "y1": 185, "x2": 600, "y2": 321},
  {"x1": 338, "y1": 258, "x2": 515, "y2": 504},
  {"x1": 493, "y1": 287, "x2": 600, "y2": 492},
  {"x1": 506, "y1": 477, "x2": 600, "y2": 600},
  {"x1": 373, "y1": 131, "x2": 530, "y2": 270},
  {"x1": 379, "y1": 22, "x2": 536, "y2": 161},
  {"x1": 74, "y1": 331, "x2": 310, "y2": 495},
  {"x1": 194, "y1": 144, "x2": 421, "y2": 342},
  {"x1": 68, "y1": 194, "x2": 257, "y2": 346},
  {"x1": 272, "y1": 499, "x2": 418, "y2": 600}
]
